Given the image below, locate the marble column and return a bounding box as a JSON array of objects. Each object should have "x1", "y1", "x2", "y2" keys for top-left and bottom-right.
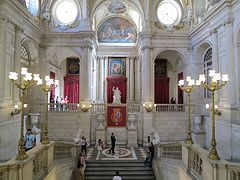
[
  {"x1": 96, "y1": 113, "x2": 106, "y2": 143},
  {"x1": 126, "y1": 57, "x2": 130, "y2": 102},
  {"x1": 92, "y1": 57, "x2": 98, "y2": 102},
  {"x1": 104, "y1": 57, "x2": 108, "y2": 102},
  {"x1": 0, "y1": 16, "x2": 8, "y2": 107},
  {"x1": 135, "y1": 57, "x2": 140, "y2": 101},
  {"x1": 13, "y1": 26, "x2": 23, "y2": 104},
  {"x1": 129, "y1": 57, "x2": 135, "y2": 102},
  {"x1": 141, "y1": 47, "x2": 151, "y2": 102},
  {"x1": 80, "y1": 45, "x2": 92, "y2": 101},
  {"x1": 98, "y1": 57, "x2": 104, "y2": 102}
]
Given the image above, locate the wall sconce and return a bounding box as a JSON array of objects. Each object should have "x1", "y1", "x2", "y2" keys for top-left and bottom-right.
[
  {"x1": 11, "y1": 104, "x2": 21, "y2": 116},
  {"x1": 206, "y1": 104, "x2": 221, "y2": 115},
  {"x1": 143, "y1": 102, "x2": 156, "y2": 112},
  {"x1": 79, "y1": 103, "x2": 92, "y2": 112}
]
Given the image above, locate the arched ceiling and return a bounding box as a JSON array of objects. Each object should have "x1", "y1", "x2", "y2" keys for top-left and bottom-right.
[{"x1": 91, "y1": 0, "x2": 143, "y2": 32}]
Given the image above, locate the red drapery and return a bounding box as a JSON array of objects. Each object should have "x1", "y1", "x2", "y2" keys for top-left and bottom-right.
[
  {"x1": 64, "y1": 75, "x2": 79, "y2": 103},
  {"x1": 50, "y1": 71, "x2": 55, "y2": 102},
  {"x1": 107, "y1": 76, "x2": 127, "y2": 103},
  {"x1": 178, "y1": 72, "x2": 184, "y2": 104},
  {"x1": 154, "y1": 76, "x2": 170, "y2": 104}
]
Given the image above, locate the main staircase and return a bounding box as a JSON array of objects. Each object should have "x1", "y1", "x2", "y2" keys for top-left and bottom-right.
[{"x1": 85, "y1": 160, "x2": 156, "y2": 180}]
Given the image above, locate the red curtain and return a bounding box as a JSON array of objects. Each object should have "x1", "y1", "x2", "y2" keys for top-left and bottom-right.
[
  {"x1": 50, "y1": 71, "x2": 55, "y2": 102},
  {"x1": 178, "y1": 72, "x2": 183, "y2": 104},
  {"x1": 107, "y1": 76, "x2": 127, "y2": 103},
  {"x1": 154, "y1": 77, "x2": 170, "y2": 104},
  {"x1": 64, "y1": 75, "x2": 79, "y2": 103}
]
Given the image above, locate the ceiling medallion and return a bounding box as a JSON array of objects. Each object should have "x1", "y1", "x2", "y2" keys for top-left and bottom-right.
[{"x1": 107, "y1": 1, "x2": 127, "y2": 14}]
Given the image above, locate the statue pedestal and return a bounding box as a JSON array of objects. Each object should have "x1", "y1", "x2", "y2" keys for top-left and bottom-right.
[
  {"x1": 192, "y1": 114, "x2": 206, "y2": 147},
  {"x1": 96, "y1": 127, "x2": 106, "y2": 144},
  {"x1": 96, "y1": 113, "x2": 106, "y2": 143},
  {"x1": 127, "y1": 127, "x2": 138, "y2": 147}
]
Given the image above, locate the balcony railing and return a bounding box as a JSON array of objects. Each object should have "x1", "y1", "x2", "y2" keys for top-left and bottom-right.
[
  {"x1": 155, "y1": 104, "x2": 185, "y2": 112},
  {"x1": 35, "y1": 103, "x2": 185, "y2": 113}
]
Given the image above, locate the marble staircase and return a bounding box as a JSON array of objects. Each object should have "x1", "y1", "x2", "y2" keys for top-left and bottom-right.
[{"x1": 85, "y1": 160, "x2": 156, "y2": 180}]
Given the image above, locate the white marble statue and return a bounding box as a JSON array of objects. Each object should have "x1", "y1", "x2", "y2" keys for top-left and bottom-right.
[
  {"x1": 74, "y1": 129, "x2": 82, "y2": 144},
  {"x1": 151, "y1": 130, "x2": 160, "y2": 145},
  {"x1": 112, "y1": 87, "x2": 121, "y2": 104}
]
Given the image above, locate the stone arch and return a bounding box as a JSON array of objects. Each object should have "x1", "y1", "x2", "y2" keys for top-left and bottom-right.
[
  {"x1": 90, "y1": 0, "x2": 144, "y2": 20},
  {"x1": 194, "y1": 41, "x2": 212, "y2": 64},
  {"x1": 153, "y1": 48, "x2": 188, "y2": 66},
  {"x1": 21, "y1": 38, "x2": 39, "y2": 64},
  {"x1": 46, "y1": 47, "x2": 82, "y2": 67},
  {"x1": 91, "y1": 0, "x2": 144, "y2": 32},
  {"x1": 153, "y1": 49, "x2": 186, "y2": 104}
]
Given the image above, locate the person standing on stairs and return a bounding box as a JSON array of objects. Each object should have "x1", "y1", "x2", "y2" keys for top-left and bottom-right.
[
  {"x1": 77, "y1": 153, "x2": 86, "y2": 180},
  {"x1": 109, "y1": 133, "x2": 116, "y2": 154},
  {"x1": 113, "y1": 171, "x2": 122, "y2": 180},
  {"x1": 96, "y1": 139, "x2": 103, "y2": 160}
]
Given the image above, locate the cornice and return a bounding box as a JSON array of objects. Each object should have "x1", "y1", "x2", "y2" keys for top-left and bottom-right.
[{"x1": 189, "y1": 0, "x2": 232, "y2": 38}]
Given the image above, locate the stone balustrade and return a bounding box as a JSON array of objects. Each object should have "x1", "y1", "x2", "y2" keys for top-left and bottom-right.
[
  {"x1": 181, "y1": 143, "x2": 240, "y2": 180},
  {"x1": 37, "y1": 103, "x2": 185, "y2": 113},
  {"x1": 0, "y1": 142, "x2": 55, "y2": 180},
  {"x1": 155, "y1": 104, "x2": 185, "y2": 112},
  {"x1": 0, "y1": 141, "x2": 81, "y2": 180}
]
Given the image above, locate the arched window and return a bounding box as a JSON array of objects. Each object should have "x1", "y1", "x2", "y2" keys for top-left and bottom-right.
[
  {"x1": 203, "y1": 47, "x2": 212, "y2": 98},
  {"x1": 20, "y1": 45, "x2": 30, "y2": 66}
]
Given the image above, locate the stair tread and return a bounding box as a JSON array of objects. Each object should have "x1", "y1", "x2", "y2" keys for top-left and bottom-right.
[{"x1": 85, "y1": 160, "x2": 155, "y2": 180}]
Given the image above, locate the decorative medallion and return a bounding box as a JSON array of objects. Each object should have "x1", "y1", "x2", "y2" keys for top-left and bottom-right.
[{"x1": 108, "y1": 1, "x2": 127, "y2": 14}]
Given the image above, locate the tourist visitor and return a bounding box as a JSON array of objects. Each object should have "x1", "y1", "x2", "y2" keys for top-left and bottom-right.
[
  {"x1": 109, "y1": 133, "x2": 116, "y2": 154},
  {"x1": 24, "y1": 129, "x2": 36, "y2": 151},
  {"x1": 96, "y1": 139, "x2": 103, "y2": 160},
  {"x1": 77, "y1": 153, "x2": 86, "y2": 180},
  {"x1": 80, "y1": 136, "x2": 87, "y2": 155},
  {"x1": 148, "y1": 142, "x2": 155, "y2": 167},
  {"x1": 113, "y1": 171, "x2": 122, "y2": 180}
]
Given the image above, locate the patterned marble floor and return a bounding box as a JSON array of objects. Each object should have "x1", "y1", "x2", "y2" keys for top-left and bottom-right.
[{"x1": 84, "y1": 146, "x2": 148, "y2": 161}]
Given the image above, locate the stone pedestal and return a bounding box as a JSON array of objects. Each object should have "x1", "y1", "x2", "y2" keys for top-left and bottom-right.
[
  {"x1": 192, "y1": 114, "x2": 206, "y2": 147},
  {"x1": 96, "y1": 113, "x2": 106, "y2": 143},
  {"x1": 127, "y1": 127, "x2": 138, "y2": 147},
  {"x1": 96, "y1": 128, "x2": 106, "y2": 143},
  {"x1": 29, "y1": 113, "x2": 41, "y2": 144}
]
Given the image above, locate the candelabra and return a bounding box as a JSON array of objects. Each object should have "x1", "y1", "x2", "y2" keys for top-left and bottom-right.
[
  {"x1": 79, "y1": 103, "x2": 92, "y2": 112},
  {"x1": 178, "y1": 76, "x2": 196, "y2": 145},
  {"x1": 143, "y1": 102, "x2": 156, "y2": 112},
  {"x1": 206, "y1": 104, "x2": 221, "y2": 116},
  {"x1": 38, "y1": 76, "x2": 58, "y2": 144},
  {"x1": 9, "y1": 67, "x2": 42, "y2": 160},
  {"x1": 196, "y1": 70, "x2": 228, "y2": 160}
]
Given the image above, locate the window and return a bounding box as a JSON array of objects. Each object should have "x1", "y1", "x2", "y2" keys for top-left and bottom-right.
[
  {"x1": 25, "y1": 0, "x2": 39, "y2": 16},
  {"x1": 203, "y1": 47, "x2": 212, "y2": 98},
  {"x1": 54, "y1": 0, "x2": 78, "y2": 25},
  {"x1": 20, "y1": 45, "x2": 30, "y2": 66},
  {"x1": 157, "y1": 0, "x2": 182, "y2": 26}
]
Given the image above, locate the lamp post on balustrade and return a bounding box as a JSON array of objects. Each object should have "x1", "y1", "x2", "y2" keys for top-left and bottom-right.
[
  {"x1": 196, "y1": 70, "x2": 228, "y2": 160},
  {"x1": 178, "y1": 76, "x2": 196, "y2": 145},
  {"x1": 38, "y1": 76, "x2": 58, "y2": 144},
  {"x1": 9, "y1": 67, "x2": 42, "y2": 160}
]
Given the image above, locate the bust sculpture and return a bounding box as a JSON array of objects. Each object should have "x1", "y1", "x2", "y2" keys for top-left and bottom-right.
[{"x1": 112, "y1": 87, "x2": 121, "y2": 104}]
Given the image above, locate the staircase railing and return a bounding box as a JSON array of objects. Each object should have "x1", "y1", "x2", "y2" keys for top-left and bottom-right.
[
  {"x1": 0, "y1": 142, "x2": 81, "y2": 180},
  {"x1": 182, "y1": 143, "x2": 240, "y2": 180}
]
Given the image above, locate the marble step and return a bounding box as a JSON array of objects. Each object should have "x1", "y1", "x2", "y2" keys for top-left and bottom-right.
[
  {"x1": 86, "y1": 176, "x2": 155, "y2": 180},
  {"x1": 85, "y1": 160, "x2": 155, "y2": 180}
]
